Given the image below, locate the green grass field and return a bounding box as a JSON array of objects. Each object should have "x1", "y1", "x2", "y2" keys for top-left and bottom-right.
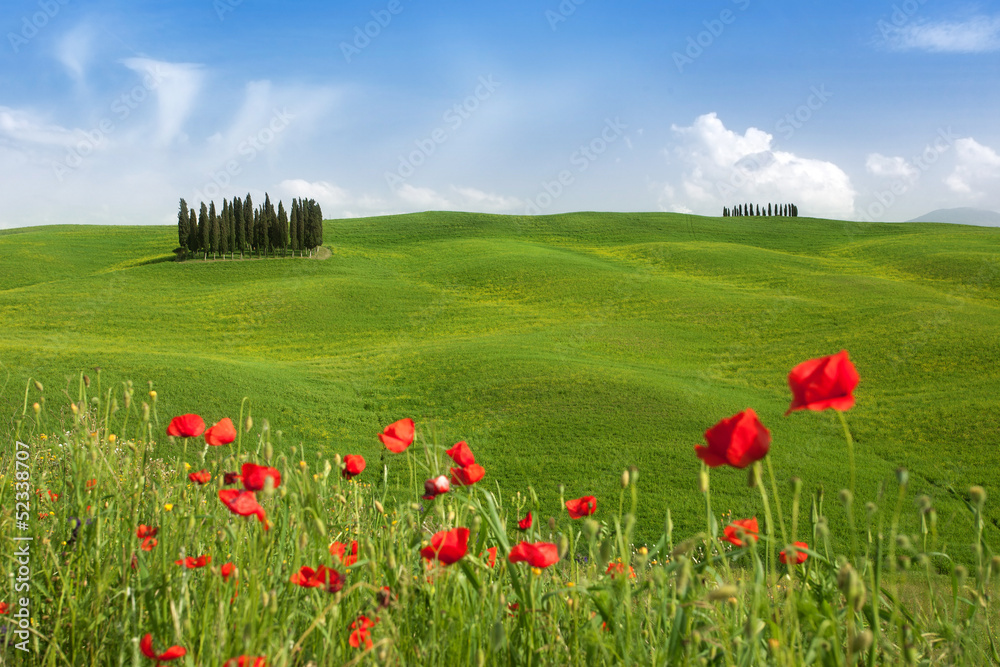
[{"x1": 1, "y1": 212, "x2": 998, "y2": 559}]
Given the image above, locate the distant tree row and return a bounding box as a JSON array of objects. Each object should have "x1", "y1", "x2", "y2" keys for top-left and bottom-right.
[
  {"x1": 722, "y1": 203, "x2": 799, "y2": 217},
  {"x1": 176, "y1": 195, "x2": 324, "y2": 260}
]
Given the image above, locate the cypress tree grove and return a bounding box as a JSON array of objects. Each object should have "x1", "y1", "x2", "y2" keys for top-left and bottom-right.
[{"x1": 199, "y1": 203, "x2": 209, "y2": 260}]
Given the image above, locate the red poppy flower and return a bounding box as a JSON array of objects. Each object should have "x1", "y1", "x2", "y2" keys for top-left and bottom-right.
[
  {"x1": 140, "y1": 537, "x2": 158, "y2": 551},
  {"x1": 786, "y1": 350, "x2": 859, "y2": 416},
  {"x1": 422, "y1": 475, "x2": 451, "y2": 500},
  {"x1": 379, "y1": 418, "x2": 415, "y2": 453},
  {"x1": 0, "y1": 602, "x2": 9, "y2": 614},
  {"x1": 483, "y1": 546, "x2": 497, "y2": 568},
  {"x1": 342, "y1": 455, "x2": 366, "y2": 480},
  {"x1": 175, "y1": 554, "x2": 211, "y2": 569},
  {"x1": 205, "y1": 418, "x2": 237, "y2": 446},
  {"x1": 167, "y1": 414, "x2": 205, "y2": 438},
  {"x1": 721, "y1": 517, "x2": 759, "y2": 547},
  {"x1": 241, "y1": 463, "x2": 281, "y2": 491},
  {"x1": 518, "y1": 512, "x2": 533, "y2": 530},
  {"x1": 695, "y1": 409, "x2": 771, "y2": 469},
  {"x1": 219, "y1": 489, "x2": 267, "y2": 525},
  {"x1": 349, "y1": 615, "x2": 378, "y2": 650},
  {"x1": 330, "y1": 540, "x2": 359, "y2": 566},
  {"x1": 290, "y1": 565, "x2": 344, "y2": 593},
  {"x1": 605, "y1": 562, "x2": 637, "y2": 579},
  {"x1": 46, "y1": 490, "x2": 60, "y2": 502},
  {"x1": 450, "y1": 463, "x2": 485, "y2": 487},
  {"x1": 85, "y1": 479, "x2": 97, "y2": 489},
  {"x1": 446, "y1": 441, "x2": 476, "y2": 467},
  {"x1": 377, "y1": 586, "x2": 395, "y2": 608},
  {"x1": 508, "y1": 541, "x2": 559, "y2": 568},
  {"x1": 140, "y1": 633, "x2": 187, "y2": 663},
  {"x1": 220, "y1": 562, "x2": 236, "y2": 581},
  {"x1": 223, "y1": 657, "x2": 266, "y2": 667},
  {"x1": 137, "y1": 525, "x2": 158, "y2": 540},
  {"x1": 188, "y1": 470, "x2": 212, "y2": 485},
  {"x1": 779, "y1": 542, "x2": 809, "y2": 565},
  {"x1": 565, "y1": 496, "x2": 597, "y2": 519},
  {"x1": 223, "y1": 472, "x2": 243, "y2": 486},
  {"x1": 420, "y1": 527, "x2": 469, "y2": 565}
]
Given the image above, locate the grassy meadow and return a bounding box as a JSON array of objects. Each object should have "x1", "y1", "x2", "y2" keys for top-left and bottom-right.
[{"x1": 1, "y1": 211, "x2": 999, "y2": 560}]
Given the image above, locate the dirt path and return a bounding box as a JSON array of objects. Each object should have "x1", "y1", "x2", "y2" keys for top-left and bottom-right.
[{"x1": 314, "y1": 246, "x2": 332, "y2": 260}]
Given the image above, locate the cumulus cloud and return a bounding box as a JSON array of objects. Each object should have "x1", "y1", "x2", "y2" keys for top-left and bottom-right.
[
  {"x1": 884, "y1": 16, "x2": 1000, "y2": 53},
  {"x1": 866, "y1": 153, "x2": 919, "y2": 180},
  {"x1": 945, "y1": 137, "x2": 1000, "y2": 196},
  {"x1": 662, "y1": 113, "x2": 855, "y2": 219}
]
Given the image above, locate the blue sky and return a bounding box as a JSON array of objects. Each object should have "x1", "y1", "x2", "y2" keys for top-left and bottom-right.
[{"x1": 1, "y1": 0, "x2": 999, "y2": 228}]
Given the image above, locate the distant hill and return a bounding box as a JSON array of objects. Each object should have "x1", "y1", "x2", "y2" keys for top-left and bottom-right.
[{"x1": 907, "y1": 207, "x2": 1000, "y2": 226}]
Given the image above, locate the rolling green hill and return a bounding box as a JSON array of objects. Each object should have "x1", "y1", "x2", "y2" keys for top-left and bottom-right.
[{"x1": 1, "y1": 212, "x2": 998, "y2": 558}]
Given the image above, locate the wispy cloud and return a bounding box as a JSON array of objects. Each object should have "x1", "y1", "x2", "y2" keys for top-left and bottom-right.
[
  {"x1": 885, "y1": 15, "x2": 1000, "y2": 53},
  {"x1": 122, "y1": 58, "x2": 205, "y2": 146}
]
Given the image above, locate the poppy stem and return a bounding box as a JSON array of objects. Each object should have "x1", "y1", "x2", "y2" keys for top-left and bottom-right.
[
  {"x1": 753, "y1": 463, "x2": 777, "y2": 584},
  {"x1": 836, "y1": 410, "x2": 855, "y2": 498}
]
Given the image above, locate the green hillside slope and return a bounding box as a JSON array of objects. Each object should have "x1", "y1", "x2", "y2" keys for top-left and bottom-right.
[{"x1": 1, "y1": 212, "x2": 998, "y2": 557}]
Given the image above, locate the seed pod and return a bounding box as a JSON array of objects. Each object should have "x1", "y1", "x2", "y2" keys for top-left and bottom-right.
[
  {"x1": 374, "y1": 500, "x2": 384, "y2": 514},
  {"x1": 852, "y1": 629, "x2": 873, "y2": 654},
  {"x1": 33, "y1": 380, "x2": 44, "y2": 392},
  {"x1": 245, "y1": 414, "x2": 253, "y2": 432},
  {"x1": 896, "y1": 468, "x2": 908, "y2": 486},
  {"x1": 970, "y1": 486, "x2": 987, "y2": 507},
  {"x1": 621, "y1": 469, "x2": 630, "y2": 488},
  {"x1": 838, "y1": 489, "x2": 853, "y2": 507}
]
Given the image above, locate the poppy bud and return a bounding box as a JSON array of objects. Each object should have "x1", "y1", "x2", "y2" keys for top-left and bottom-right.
[
  {"x1": 852, "y1": 629, "x2": 873, "y2": 654},
  {"x1": 583, "y1": 519, "x2": 599, "y2": 540},
  {"x1": 955, "y1": 565, "x2": 968, "y2": 582},
  {"x1": 269, "y1": 589, "x2": 279, "y2": 614},
  {"x1": 698, "y1": 470, "x2": 709, "y2": 493},
  {"x1": 314, "y1": 518, "x2": 326, "y2": 537},
  {"x1": 298, "y1": 532, "x2": 309, "y2": 551},
  {"x1": 970, "y1": 486, "x2": 987, "y2": 507},
  {"x1": 599, "y1": 539, "x2": 612, "y2": 567},
  {"x1": 790, "y1": 477, "x2": 802, "y2": 494},
  {"x1": 245, "y1": 415, "x2": 253, "y2": 432},
  {"x1": 33, "y1": 402, "x2": 40, "y2": 414},
  {"x1": 262, "y1": 591, "x2": 269, "y2": 607},
  {"x1": 264, "y1": 477, "x2": 276, "y2": 496},
  {"x1": 264, "y1": 442, "x2": 273, "y2": 462},
  {"x1": 708, "y1": 585, "x2": 738, "y2": 601},
  {"x1": 374, "y1": 500, "x2": 384, "y2": 514},
  {"x1": 621, "y1": 470, "x2": 630, "y2": 488},
  {"x1": 838, "y1": 489, "x2": 852, "y2": 507},
  {"x1": 71, "y1": 403, "x2": 79, "y2": 415},
  {"x1": 548, "y1": 516, "x2": 557, "y2": 532},
  {"x1": 629, "y1": 466, "x2": 638, "y2": 485},
  {"x1": 896, "y1": 468, "x2": 908, "y2": 486},
  {"x1": 558, "y1": 534, "x2": 570, "y2": 559},
  {"x1": 124, "y1": 392, "x2": 131, "y2": 410},
  {"x1": 187, "y1": 516, "x2": 196, "y2": 532},
  {"x1": 917, "y1": 495, "x2": 932, "y2": 513},
  {"x1": 142, "y1": 402, "x2": 150, "y2": 421},
  {"x1": 865, "y1": 502, "x2": 877, "y2": 516},
  {"x1": 896, "y1": 535, "x2": 912, "y2": 551},
  {"x1": 34, "y1": 380, "x2": 44, "y2": 392}
]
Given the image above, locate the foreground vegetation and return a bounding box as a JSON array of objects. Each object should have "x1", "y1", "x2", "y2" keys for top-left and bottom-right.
[
  {"x1": 1, "y1": 356, "x2": 998, "y2": 664},
  {"x1": 0, "y1": 212, "x2": 998, "y2": 555}
]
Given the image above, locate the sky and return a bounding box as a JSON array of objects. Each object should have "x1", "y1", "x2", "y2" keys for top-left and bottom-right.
[{"x1": 1, "y1": 0, "x2": 999, "y2": 228}]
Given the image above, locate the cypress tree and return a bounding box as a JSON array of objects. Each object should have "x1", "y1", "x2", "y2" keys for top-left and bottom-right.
[
  {"x1": 220, "y1": 201, "x2": 230, "y2": 258},
  {"x1": 199, "y1": 203, "x2": 209, "y2": 259},
  {"x1": 178, "y1": 199, "x2": 190, "y2": 259},
  {"x1": 259, "y1": 194, "x2": 271, "y2": 257},
  {"x1": 290, "y1": 200, "x2": 299, "y2": 256},
  {"x1": 313, "y1": 199, "x2": 324, "y2": 253},
  {"x1": 244, "y1": 194, "x2": 254, "y2": 257},
  {"x1": 209, "y1": 202, "x2": 220, "y2": 259},
  {"x1": 233, "y1": 196, "x2": 244, "y2": 258},
  {"x1": 277, "y1": 201, "x2": 288, "y2": 256},
  {"x1": 767, "y1": 203, "x2": 771, "y2": 217},
  {"x1": 188, "y1": 209, "x2": 199, "y2": 254},
  {"x1": 254, "y1": 208, "x2": 261, "y2": 257}
]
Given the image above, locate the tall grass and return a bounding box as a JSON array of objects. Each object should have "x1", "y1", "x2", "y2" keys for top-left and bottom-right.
[{"x1": 1, "y1": 370, "x2": 998, "y2": 665}]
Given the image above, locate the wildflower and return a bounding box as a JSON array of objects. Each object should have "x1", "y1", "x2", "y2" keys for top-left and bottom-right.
[
  {"x1": 46, "y1": 490, "x2": 60, "y2": 502},
  {"x1": 785, "y1": 350, "x2": 859, "y2": 415},
  {"x1": 483, "y1": 546, "x2": 498, "y2": 568},
  {"x1": 780, "y1": 542, "x2": 809, "y2": 565},
  {"x1": 223, "y1": 657, "x2": 266, "y2": 667},
  {"x1": 420, "y1": 527, "x2": 469, "y2": 565},
  {"x1": 349, "y1": 615, "x2": 377, "y2": 649},
  {"x1": 140, "y1": 633, "x2": 186, "y2": 663},
  {"x1": 565, "y1": 496, "x2": 597, "y2": 519},
  {"x1": 378, "y1": 418, "x2": 415, "y2": 453},
  {"x1": 445, "y1": 441, "x2": 476, "y2": 467},
  {"x1": 108, "y1": 434, "x2": 116, "y2": 443},
  {"x1": 330, "y1": 540, "x2": 359, "y2": 566},
  {"x1": 695, "y1": 409, "x2": 770, "y2": 469},
  {"x1": 241, "y1": 463, "x2": 281, "y2": 491},
  {"x1": 342, "y1": 455, "x2": 366, "y2": 480},
  {"x1": 422, "y1": 475, "x2": 451, "y2": 500},
  {"x1": 164, "y1": 504, "x2": 173, "y2": 512},
  {"x1": 377, "y1": 586, "x2": 395, "y2": 608},
  {"x1": 219, "y1": 489, "x2": 267, "y2": 526},
  {"x1": 721, "y1": 517, "x2": 759, "y2": 547},
  {"x1": 188, "y1": 470, "x2": 212, "y2": 485},
  {"x1": 508, "y1": 541, "x2": 559, "y2": 568},
  {"x1": 223, "y1": 472, "x2": 243, "y2": 486},
  {"x1": 205, "y1": 418, "x2": 237, "y2": 447},
  {"x1": 605, "y1": 562, "x2": 637, "y2": 579},
  {"x1": 0, "y1": 602, "x2": 8, "y2": 614},
  {"x1": 518, "y1": 511, "x2": 533, "y2": 530},
  {"x1": 85, "y1": 479, "x2": 97, "y2": 489},
  {"x1": 450, "y1": 463, "x2": 485, "y2": 487},
  {"x1": 166, "y1": 414, "x2": 205, "y2": 438},
  {"x1": 220, "y1": 562, "x2": 236, "y2": 581},
  {"x1": 290, "y1": 565, "x2": 344, "y2": 593},
  {"x1": 175, "y1": 555, "x2": 211, "y2": 569},
  {"x1": 137, "y1": 525, "x2": 158, "y2": 551}
]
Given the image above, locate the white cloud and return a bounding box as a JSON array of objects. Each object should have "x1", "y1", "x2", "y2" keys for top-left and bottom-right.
[
  {"x1": 663, "y1": 113, "x2": 855, "y2": 219},
  {"x1": 945, "y1": 137, "x2": 1000, "y2": 196},
  {"x1": 279, "y1": 179, "x2": 352, "y2": 207},
  {"x1": 122, "y1": 58, "x2": 204, "y2": 146},
  {"x1": 55, "y1": 23, "x2": 97, "y2": 84},
  {"x1": 866, "y1": 153, "x2": 919, "y2": 180},
  {"x1": 0, "y1": 107, "x2": 80, "y2": 148},
  {"x1": 449, "y1": 186, "x2": 522, "y2": 213},
  {"x1": 885, "y1": 16, "x2": 1000, "y2": 53}
]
